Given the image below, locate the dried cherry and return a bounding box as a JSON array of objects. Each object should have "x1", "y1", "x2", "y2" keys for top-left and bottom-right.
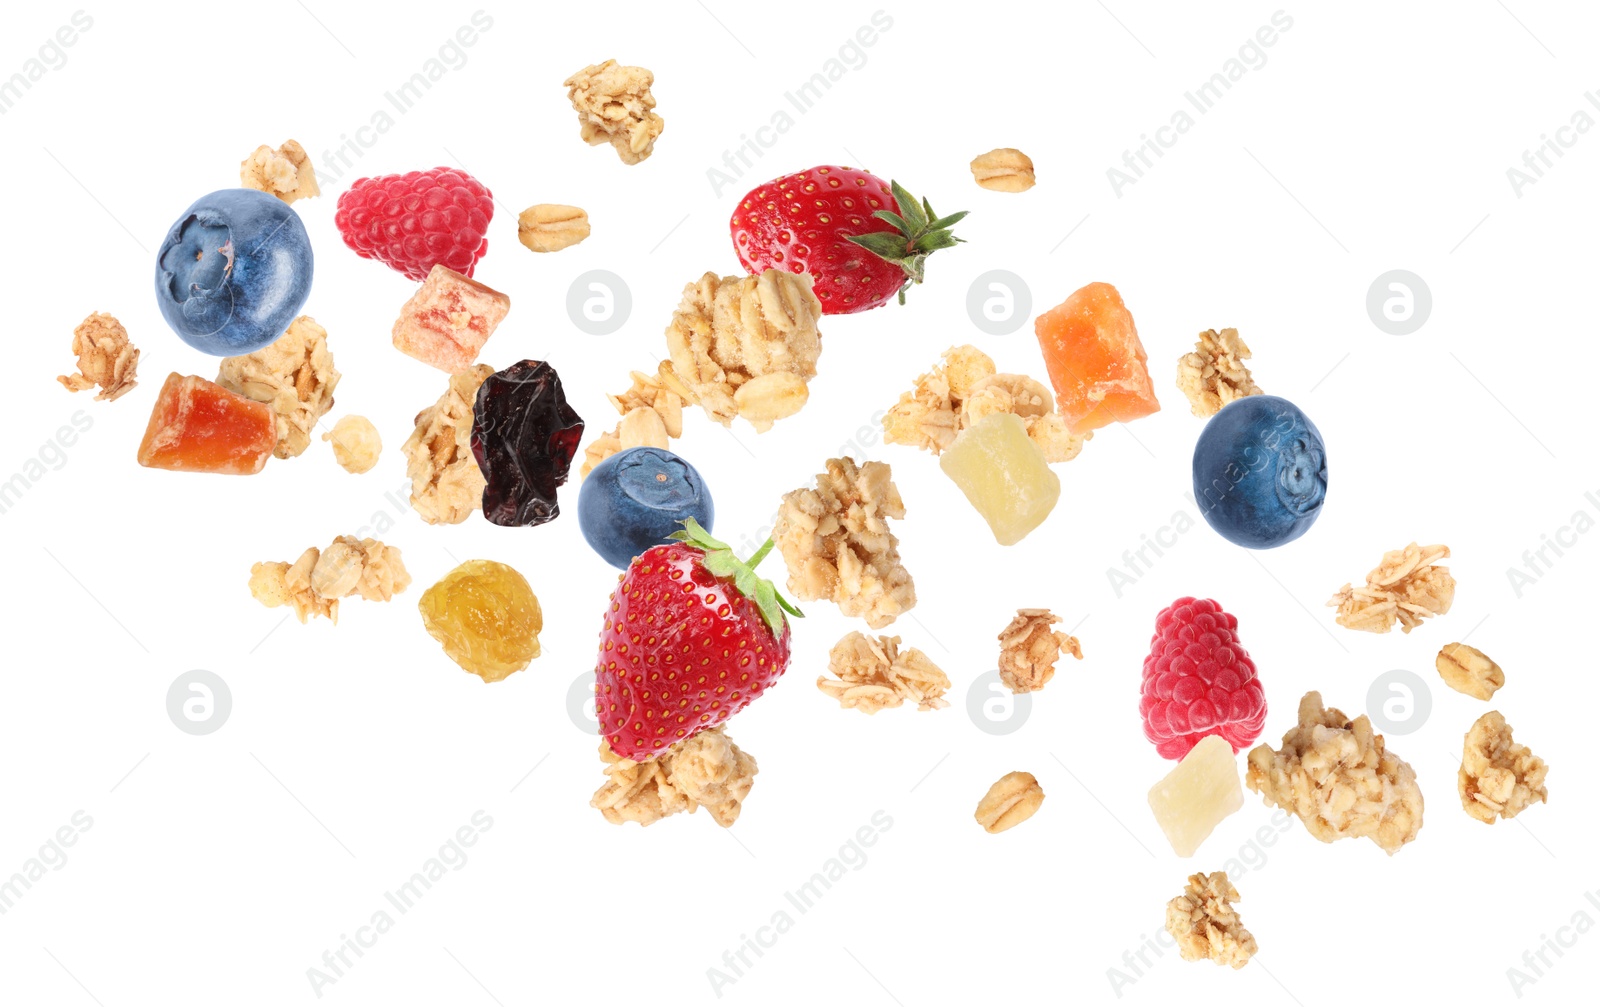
[{"x1": 471, "y1": 360, "x2": 585, "y2": 526}]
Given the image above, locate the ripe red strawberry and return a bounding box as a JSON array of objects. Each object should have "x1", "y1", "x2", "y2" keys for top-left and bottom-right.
[
  {"x1": 729, "y1": 165, "x2": 966, "y2": 314},
  {"x1": 334, "y1": 167, "x2": 493, "y2": 281},
  {"x1": 1139, "y1": 597, "x2": 1267, "y2": 760},
  {"x1": 594, "y1": 519, "x2": 801, "y2": 760}
]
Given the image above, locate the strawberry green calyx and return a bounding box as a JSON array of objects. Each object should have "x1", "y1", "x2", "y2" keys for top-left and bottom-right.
[
  {"x1": 844, "y1": 179, "x2": 968, "y2": 305},
  {"x1": 670, "y1": 518, "x2": 803, "y2": 635}
]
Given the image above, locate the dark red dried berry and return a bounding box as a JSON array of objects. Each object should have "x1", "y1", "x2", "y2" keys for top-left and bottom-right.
[{"x1": 471, "y1": 360, "x2": 585, "y2": 526}]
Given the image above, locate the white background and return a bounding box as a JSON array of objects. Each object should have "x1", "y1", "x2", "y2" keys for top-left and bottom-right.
[{"x1": 1, "y1": 2, "x2": 1596, "y2": 1005}]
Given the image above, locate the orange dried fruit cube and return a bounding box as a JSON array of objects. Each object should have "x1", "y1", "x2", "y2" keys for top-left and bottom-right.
[
  {"x1": 1033, "y1": 281, "x2": 1160, "y2": 434},
  {"x1": 391, "y1": 263, "x2": 510, "y2": 372},
  {"x1": 137, "y1": 373, "x2": 278, "y2": 474}
]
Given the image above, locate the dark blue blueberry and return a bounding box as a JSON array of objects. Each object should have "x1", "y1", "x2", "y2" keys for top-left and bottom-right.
[
  {"x1": 1192, "y1": 395, "x2": 1327, "y2": 549},
  {"x1": 154, "y1": 189, "x2": 313, "y2": 356},
  {"x1": 579, "y1": 447, "x2": 715, "y2": 569}
]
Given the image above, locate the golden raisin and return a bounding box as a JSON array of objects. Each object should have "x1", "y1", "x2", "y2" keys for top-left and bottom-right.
[{"x1": 418, "y1": 560, "x2": 542, "y2": 682}]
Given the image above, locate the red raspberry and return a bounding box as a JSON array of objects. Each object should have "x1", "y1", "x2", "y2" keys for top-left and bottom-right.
[
  {"x1": 334, "y1": 167, "x2": 493, "y2": 281},
  {"x1": 1139, "y1": 597, "x2": 1266, "y2": 760}
]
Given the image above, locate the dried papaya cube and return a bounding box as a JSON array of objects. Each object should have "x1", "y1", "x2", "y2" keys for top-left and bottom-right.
[
  {"x1": 391, "y1": 264, "x2": 510, "y2": 372},
  {"x1": 137, "y1": 372, "x2": 278, "y2": 474},
  {"x1": 1034, "y1": 281, "x2": 1160, "y2": 434}
]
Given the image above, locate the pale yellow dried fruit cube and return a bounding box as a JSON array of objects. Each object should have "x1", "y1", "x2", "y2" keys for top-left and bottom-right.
[
  {"x1": 939, "y1": 412, "x2": 1060, "y2": 545},
  {"x1": 1148, "y1": 736, "x2": 1243, "y2": 857}
]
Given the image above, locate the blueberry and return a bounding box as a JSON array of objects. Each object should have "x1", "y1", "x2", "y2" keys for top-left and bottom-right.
[
  {"x1": 154, "y1": 189, "x2": 314, "y2": 356},
  {"x1": 1192, "y1": 395, "x2": 1327, "y2": 549},
  {"x1": 579, "y1": 447, "x2": 715, "y2": 569}
]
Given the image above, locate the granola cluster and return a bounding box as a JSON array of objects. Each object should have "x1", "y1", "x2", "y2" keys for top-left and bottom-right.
[
  {"x1": 249, "y1": 536, "x2": 410, "y2": 624},
  {"x1": 1328, "y1": 542, "x2": 1454, "y2": 634},
  {"x1": 1459, "y1": 711, "x2": 1548, "y2": 824},
  {"x1": 580, "y1": 367, "x2": 687, "y2": 477},
  {"x1": 58, "y1": 312, "x2": 139, "y2": 402},
  {"x1": 997, "y1": 608, "x2": 1082, "y2": 693},
  {"x1": 564, "y1": 60, "x2": 664, "y2": 165},
  {"x1": 819, "y1": 632, "x2": 950, "y2": 713},
  {"x1": 774, "y1": 457, "x2": 916, "y2": 628},
  {"x1": 239, "y1": 139, "x2": 320, "y2": 203},
  {"x1": 883, "y1": 345, "x2": 1089, "y2": 462},
  {"x1": 216, "y1": 315, "x2": 340, "y2": 459},
  {"x1": 402, "y1": 364, "x2": 493, "y2": 525},
  {"x1": 974, "y1": 771, "x2": 1045, "y2": 833},
  {"x1": 1165, "y1": 872, "x2": 1257, "y2": 969},
  {"x1": 323, "y1": 415, "x2": 382, "y2": 474},
  {"x1": 1175, "y1": 328, "x2": 1262, "y2": 418},
  {"x1": 1246, "y1": 691, "x2": 1424, "y2": 855},
  {"x1": 664, "y1": 270, "x2": 822, "y2": 432},
  {"x1": 1436, "y1": 643, "x2": 1504, "y2": 701},
  {"x1": 591, "y1": 728, "x2": 756, "y2": 828}
]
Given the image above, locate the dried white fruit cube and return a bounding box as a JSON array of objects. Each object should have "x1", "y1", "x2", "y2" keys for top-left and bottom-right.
[
  {"x1": 940, "y1": 412, "x2": 1060, "y2": 545},
  {"x1": 1148, "y1": 736, "x2": 1243, "y2": 857}
]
